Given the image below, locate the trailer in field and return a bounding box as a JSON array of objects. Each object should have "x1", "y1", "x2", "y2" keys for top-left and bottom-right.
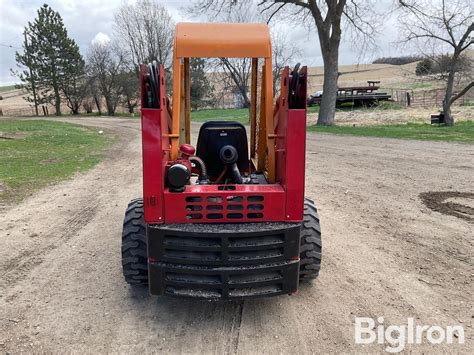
[{"x1": 307, "y1": 80, "x2": 392, "y2": 107}]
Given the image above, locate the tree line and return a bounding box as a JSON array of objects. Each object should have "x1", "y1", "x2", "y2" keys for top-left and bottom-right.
[
  {"x1": 191, "y1": 0, "x2": 472, "y2": 126},
  {"x1": 14, "y1": 2, "x2": 214, "y2": 116},
  {"x1": 14, "y1": 0, "x2": 473, "y2": 125},
  {"x1": 372, "y1": 56, "x2": 424, "y2": 65}
]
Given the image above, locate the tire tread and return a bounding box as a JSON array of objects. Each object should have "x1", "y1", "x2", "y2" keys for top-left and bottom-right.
[
  {"x1": 299, "y1": 198, "x2": 322, "y2": 281},
  {"x1": 122, "y1": 198, "x2": 148, "y2": 285}
]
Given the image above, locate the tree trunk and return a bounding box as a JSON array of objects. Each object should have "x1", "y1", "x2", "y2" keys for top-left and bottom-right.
[
  {"x1": 240, "y1": 89, "x2": 250, "y2": 109},
  {"x1": 317, "y1": 50, "x2": 339, "y2": 125},
  {"x1": 442, "y1": 57, "x2": 457, "y2": 126},
  {"x1": 105, "y1": 96, "x2": 115, "y2": 115},
  {"x1": 54, "y1": 88, "x2": 61, "y2": 116},
  {"x1": 94, "y1": 95, "x2": 102, "y2": 115},
  {"x1": 31, "y1": 82, "x2": 39, "y2": 116},
  {"x1": 51, "y1": 61, "x2": 61, "y2": 116}
]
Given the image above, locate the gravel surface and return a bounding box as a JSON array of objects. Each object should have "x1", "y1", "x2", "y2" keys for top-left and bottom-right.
[{"x1": 0, "y1": 116, "x2": 472, "y2": 353}]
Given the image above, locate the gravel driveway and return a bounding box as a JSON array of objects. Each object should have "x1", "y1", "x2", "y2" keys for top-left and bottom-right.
[{"x1": 0, "y1": 117, "x2": 472, "y2": 353}]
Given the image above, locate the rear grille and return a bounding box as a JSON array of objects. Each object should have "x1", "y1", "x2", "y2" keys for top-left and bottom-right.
[
  {"x1": 184, "y1": 194, "x2": 265, "y2": 221},
  {"x1": 147, "y1": 222, "x2": 301, "y2": 299},
  {"x1": 149, "y1": 261, "x2": 299, "y2": 299},
  {"x1": 150, "y1": 223, "x2": 298, "y2": 266}
]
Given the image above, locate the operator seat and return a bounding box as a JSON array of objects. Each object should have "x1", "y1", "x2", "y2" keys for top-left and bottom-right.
[{"x1": 196, "y1": 121, "x2": 249, "y2": 180}]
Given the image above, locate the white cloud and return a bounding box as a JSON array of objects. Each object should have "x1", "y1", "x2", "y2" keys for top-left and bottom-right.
[{"x1": 91, "y1": 32, "x2": 111, "y2": 45}]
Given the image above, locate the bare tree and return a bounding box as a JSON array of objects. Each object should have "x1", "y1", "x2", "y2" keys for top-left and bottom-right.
[
  {"x1": 118, "y1": 71, "x2": 140, "y2": 114},
  {"x1": 190, "y1": 0, "x2": 376, "y2": 125},
  {"x1": 61, "y1": 74, "x2": 87, "y2": 114},
  {"x1": 86, "y1": 43, "x2": 126, "y2": 116},
  {"x1": 84, "y1": 75, "x2": 103, "y2": 115},
  {"x1": 217, "y1": 58, "x2": 253, "y2": 108},
  {"x1": 397, "y1": 0, "x2": 473, "y2": 125},
  {"x1": 272, "y1": 29, "x2": 301, "y2": 97},
  {"x1": 114, "y1": 0, "x2": 175, "y2": 70},
  {"x1": 188, "y1": 1, "x2": 300, "y2": 107}
]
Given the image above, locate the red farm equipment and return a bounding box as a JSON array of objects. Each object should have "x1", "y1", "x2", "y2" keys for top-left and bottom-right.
[{"x1": 121, "y1": 23, "x2": 322, "y2": 299}]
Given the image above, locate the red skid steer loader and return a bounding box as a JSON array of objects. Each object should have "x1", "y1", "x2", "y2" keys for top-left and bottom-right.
[{"x1": 122, "y1": 23, "x2": 322, "y2": 299}]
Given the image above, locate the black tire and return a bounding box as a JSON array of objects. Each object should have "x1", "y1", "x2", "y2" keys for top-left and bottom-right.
[
  {"x1": 299, "y1": 198, "x2": 322, "y2": 281},
  {"x1": 122, "y1": 198, "x2": 148, "y2": 285}
]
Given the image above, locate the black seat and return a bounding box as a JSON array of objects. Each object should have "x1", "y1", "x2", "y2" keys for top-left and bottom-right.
[{"x1": 196, "y1": 121, "x2": 249, "y2": 180}]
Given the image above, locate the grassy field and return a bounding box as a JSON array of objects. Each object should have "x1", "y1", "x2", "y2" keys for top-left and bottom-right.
[
  {"x1": 190, "y1": 106, "x2": 321, "y2": 123},
  {"x1": 191, "y1": 108, "x2": 248, "y2": 124},
  {"x1": 0, "y1": 120, "x2": 111, "y2": 204},
  {"x1": 308, "y1": 121, "x2": 474, "y2": 144},
  {"x1": 0, "y1": 84, "x2": 16, "y2": 93}
]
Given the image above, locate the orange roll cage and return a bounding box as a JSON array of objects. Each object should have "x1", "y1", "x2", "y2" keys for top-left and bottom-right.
[{"x1": 170, "y1": 22, "x2": 275, "y2": 182}]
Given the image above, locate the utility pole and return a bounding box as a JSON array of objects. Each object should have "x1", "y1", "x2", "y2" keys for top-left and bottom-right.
[{"x1": 24, "y1": 30, "x2": 39, "y2": 116}]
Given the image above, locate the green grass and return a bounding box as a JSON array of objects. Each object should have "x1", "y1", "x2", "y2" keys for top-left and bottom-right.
[
  {"x1": 191, "y1": 106, "x2": 322, "y2": 123},
  {"x1": 0, "y1": 119, "x2": 112, "y2": 203},
  {"x1": 406, "y1": 82, "x2": 433, "y2": 90},
  {"x1": 375, "y1": 101, "x2": 403, "y2": 110},
  {"x1": 191, "y1": 108, "x2": 249, "y2": 124},
  {"x1": 0, "y1": 85, "x2": 17, "y2": 93},
  {"x1": 462, "y1": 99, "x2": 474, "y2": 107},
  {"x1": 49, "y1": 111, "x2": 141, "y2": 118},
  {"x1": 308, "y1": 101, "x2": 402, "y2": 112},
  {"x1": 308, "y1": 121, "x2": 474, "y2": 144},
  {"x1": 307, "y1": 105, "x2": 320, "y2": 113}
]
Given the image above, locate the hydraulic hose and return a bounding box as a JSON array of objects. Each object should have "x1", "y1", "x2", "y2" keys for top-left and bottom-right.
[
  {"x1": 230, "y1": 163, "x2": 243, "y2": 184},
  {"x1": 189, "y1": 156, "x2": 207, "y2": 179}
]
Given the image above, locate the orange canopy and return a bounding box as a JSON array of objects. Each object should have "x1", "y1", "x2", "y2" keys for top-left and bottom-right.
[{"x1": 174, "y1": 22, "x2": 272, "y2": 58}]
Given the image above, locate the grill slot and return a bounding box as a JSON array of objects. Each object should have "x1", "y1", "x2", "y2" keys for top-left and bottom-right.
[
  {"x1": 247, "y1": 212, "x2": 264, "y2": 219},
  {"x1": 207, "y1": 205, "x2": 223, "y2": 210},
  {"x1": 207, "y1": 196, "x2": 223, "y2": 203},
  {"x1": 227, "y1": 195, "x2": 243, "y2": 202},
  {"x1": 207, "y1": 213, "x2": 224, "y2": 219},
  {"x1": 228, "y1": 285, "x2": 282, "y2": 297},
  {"x1": 228, "y1": 235, "x2": 284, "y2": 247},
  {"x1": 248, "y1": 195, "x2": 264, "y2": 202},
  {"x1": 228, "y1": 204, "x2": 244, "y2": 210},
  {"x1": 227, "y1": 213, "x2": 244, "y2": 219},
  {"x1": 164, "y1": 249, "x2": 221, "y2": 261},
  {"x1": 186, "y1": 196, "x2": 202, "y2": 202},
  {"x1": 228, "y1": 248, "x2": 283, "y2": 261},
  {"x1": 166, "y1": 272, "x2": 221, "y2": 285},
  {"x1": 228, "y1": 271, "x2": 282, "y2": 284},
  {"x1": 186, "y1": 213, "x2": 203, "y2": 220},
  {"x1": 186, "y1": 205, "x2": 202, "y2": 211},
  {"x1": 166, "y1": 286, "x2": 222, "y2": 298},
  {"x1": 163, "y1": 235, "x2": 221, "y2": 248}
]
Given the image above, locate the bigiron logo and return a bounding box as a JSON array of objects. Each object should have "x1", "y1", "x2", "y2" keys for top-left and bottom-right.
[{"x1": 354, "y1": 317, "x2": 465, "y2": 353}]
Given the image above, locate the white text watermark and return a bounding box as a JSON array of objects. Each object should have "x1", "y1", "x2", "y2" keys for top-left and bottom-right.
[{"x1": 354, "y1": 317, "x2": 464, "y2": 353}]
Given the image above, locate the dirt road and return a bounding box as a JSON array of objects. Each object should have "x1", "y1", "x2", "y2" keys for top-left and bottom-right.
[{"x1": 0, "y1": 117, "x2": 472, "y2": 353}]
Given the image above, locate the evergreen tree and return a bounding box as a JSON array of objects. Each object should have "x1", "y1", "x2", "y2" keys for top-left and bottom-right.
[
  {"x1": 61, "y1": 38, "x2": 86, "y2": 114},
  {"x1": 190, "y1": 58, "x2": 212, "y2": 111},
  {"x1": 15, "y1": 4, "x2": 85, "y2": 115},
  {"x1": 13, "y1": 30, "x2": 44, "y2": 116},
  {"x1": 416, "y1": 58, "x2": 433, "y2": 76}
]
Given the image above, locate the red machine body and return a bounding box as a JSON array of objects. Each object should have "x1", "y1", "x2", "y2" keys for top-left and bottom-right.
[{"x1": 140, "y1": 64, "x2": 307, "y2": 226}]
